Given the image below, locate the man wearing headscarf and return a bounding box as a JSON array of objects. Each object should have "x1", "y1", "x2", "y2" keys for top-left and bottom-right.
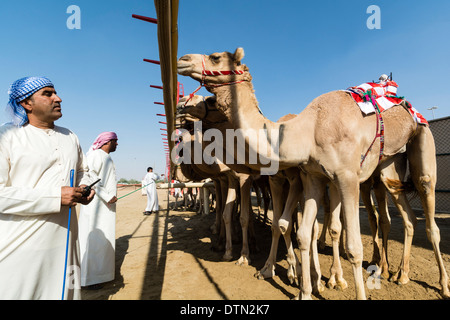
[
  {"x1": 78, "y1": 132, "x2": 118, "y2": 289},
  {"x1": 143, "y1": 167, "x2": 160, "y2": 215},
  {"x1": 0, "y1": 77, "x2": 94, "y2": 299}
]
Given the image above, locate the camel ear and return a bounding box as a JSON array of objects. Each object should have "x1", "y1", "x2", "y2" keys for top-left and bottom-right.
[{"x1": 233, "y1": 48, "x2": 245, "y2": 63}]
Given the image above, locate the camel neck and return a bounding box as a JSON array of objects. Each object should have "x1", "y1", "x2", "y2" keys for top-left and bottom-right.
[
  {"x1": 208, "y1": 81, "x2": 313, "y2": 171},
  {"x1": 211, "y1": 81, "x2": 274, "y2": 131}
]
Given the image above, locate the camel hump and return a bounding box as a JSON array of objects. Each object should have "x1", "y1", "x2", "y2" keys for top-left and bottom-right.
[{"x1": 277, "y1": 113, "x2": 297, "y2": 122}]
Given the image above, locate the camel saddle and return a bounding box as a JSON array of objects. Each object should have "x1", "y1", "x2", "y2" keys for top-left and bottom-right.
[{"x1": 344, "y1": 81, "x2": 428, "y2": 126}]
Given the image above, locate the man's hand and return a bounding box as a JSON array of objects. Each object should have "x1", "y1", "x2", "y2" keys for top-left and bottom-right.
[
  {"x1": 78, "y1": 185, "x2": 95, "y2": 205},
  {"x1": 61, "y1": 186, "x2": 95, "y2": 206},
  {"x1": 61, "y1": 186, "x2": 84, "y2": 206},
  {"x1": 108, "y1": 196, "x2": 118, "y2": 204}
]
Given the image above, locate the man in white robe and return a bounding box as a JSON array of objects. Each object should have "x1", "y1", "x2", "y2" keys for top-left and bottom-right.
[
  {"x1": 79, "y1": 132, "x2": 118, "y2": 288},
  {"x1": 143, "y1": 167, "x2": 160, "y2": 215},
  {"x1": 0, "y1": 77, "x2": 94, "y2": 300}
]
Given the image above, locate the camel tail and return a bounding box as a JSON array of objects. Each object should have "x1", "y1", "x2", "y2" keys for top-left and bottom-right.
[{"x1": 385, "y1": 177, "x2": 417, "y2": 196}]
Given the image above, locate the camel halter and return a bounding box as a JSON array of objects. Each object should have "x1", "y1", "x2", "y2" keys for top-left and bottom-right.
[
  {"x1": 360, "y1": 94, "x2": 385, "y2": 167},
  {"x1": 184, "y1": 55, "x2": 247, "y2": 106}
]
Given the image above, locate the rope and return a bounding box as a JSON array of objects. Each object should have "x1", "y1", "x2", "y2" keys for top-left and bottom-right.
[
  {"x1": 360, "y1": 91, "x2": 385, "y2": 167},
  {"x1": 117, "y1": 183, "x2": 152, "y2": 200},
  {"x1": 183, "y1": 55, "x2": 247, "y2": 106}
]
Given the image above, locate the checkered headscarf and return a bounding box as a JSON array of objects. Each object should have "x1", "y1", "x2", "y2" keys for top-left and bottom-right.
[{"x1": 7, "y1": 77, "x2": 54, "y2": 126}]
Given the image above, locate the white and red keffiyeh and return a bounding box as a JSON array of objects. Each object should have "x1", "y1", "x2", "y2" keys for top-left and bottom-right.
[{"x1": 345, "y1": 81, "x2": 428, "y2": 125}]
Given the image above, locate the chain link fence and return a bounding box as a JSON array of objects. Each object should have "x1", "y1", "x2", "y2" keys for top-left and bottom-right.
[
  {"x1": 363, "y1": 116, "x2": 450, "y2": 213},
  {"x1": 408, "y1": 116, "x2": 450, "y2": 213}
]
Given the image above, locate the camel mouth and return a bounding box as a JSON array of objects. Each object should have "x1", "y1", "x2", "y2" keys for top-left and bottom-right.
[{"x1": 177, "y1": 62, "x2": 194, "y2": 75}]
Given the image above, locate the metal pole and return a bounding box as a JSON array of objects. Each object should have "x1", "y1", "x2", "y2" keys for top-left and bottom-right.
[{"x1": 61, "y1": 169, "x2": 75, "y2": 300}]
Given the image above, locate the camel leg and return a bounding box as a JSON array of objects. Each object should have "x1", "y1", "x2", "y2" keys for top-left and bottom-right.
[
  {"x1": 279, "y1": 168, "x2": 303, "y2": 235},
  {"x1": 383, "y1": 191, "x2": 415, "y2": 284},
  {"x1": 262, "y1": 185, "x2": 270, "y2": 224},
  {"x1": 360, "y1": 180, "x2": 382, "y2": 266},
  {"x1": 222, "y1": 175, "x2": 238, "y2": 261},
  {"x1": 283, "y1": 206, "x2": 302, "y2": 285},
  {"x1": 336, "y1": 171, "x2": 366, "y2": 300},
  {"x1": 295, "y1": 173, "x2": 324, "y2": 300},
  {"x1": 318, "y1": 189, "x2": 331, "y2": 251},
  {"x1": 254, "y1": 182, "x2": 262, "y2": 220},
  {"x1": 255, "y1": 175, "x2": 285, "y2": 280},
  {"x1": 236, "y1": 174, "x2": 253, "y2": 266},
  {"x1": 278, "y1": 168, "x2": 304, "y2": 285},
  {"x1": 326, "y1": 183, "x2": 348, "y2": 291},
  {"x1": 407, "y1": 126, "x2": 450, "y2": 298},
  {"x1": 214, "y1": 177, "x2": 228, "y2": 252},
  {"x1": 371, "y1": 177, "x2": 391, "y2": 280},
  {"x1": 210, "y1": 180, "x2": 222, "y2": 234},
  {"x1": 311, "y1": 218, "x2": 325, "y2": 294}
]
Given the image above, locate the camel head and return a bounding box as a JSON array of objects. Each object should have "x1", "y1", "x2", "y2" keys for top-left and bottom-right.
[
  {"x1": 176, "y1": 95, "x2": 209, "y2": 119},
  {"x1": 176, "y1": 95, "x2": 228, "y2": 125},
  {"x1": 178, "y1": 48, "x2": 249, "y2": 86}
]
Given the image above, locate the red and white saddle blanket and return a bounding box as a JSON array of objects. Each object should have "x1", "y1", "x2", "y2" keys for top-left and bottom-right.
[{"x1": 345, "y1": 81, "x2": 428, "y2": 125}]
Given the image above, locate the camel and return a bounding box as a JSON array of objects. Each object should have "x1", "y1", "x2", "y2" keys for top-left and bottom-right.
[
  {"x1": 177, "y1": 48, "x2": 450, "y2": 300},
  {"x1": 177, "y1": 95, "x2": 324, "y2": 291},
  {"x1": 175, "y1": 98, "x2": 259, "y2": 265},
  {"x1": 179, "y1": 93, "x2": 433, "y2": 295}
]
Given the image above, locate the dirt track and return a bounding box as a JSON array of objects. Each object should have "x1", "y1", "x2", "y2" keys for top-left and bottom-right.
[{"x1": 80, "y1": 185, "x2": 450, "y2": 300}]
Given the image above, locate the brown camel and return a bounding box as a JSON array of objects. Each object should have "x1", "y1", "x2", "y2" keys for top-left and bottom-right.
[
  {"x1": 178, "y1": 92, "x2": 410, "y2": 293},
  {"x1": 177, "y1": 95, "x2": 323, "y2": 291},
  {"x1": 179, "y1": 92, "x2": 438, "y2": 295},
  {"x1": 177, "y1": 48, "x2": 449, "y2": 300},
  {"x1": 175, "y1": 97, "x2": 259, "y2": 265}
]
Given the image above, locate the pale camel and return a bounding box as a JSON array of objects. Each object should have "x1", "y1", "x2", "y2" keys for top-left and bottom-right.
[
  {"x1": 175, "y1": 97, "x2": 258, "y2": 265},
  {"x1": 177, "y1": 95, "x2": 323, "y2": 291},
  {"x1": 179, "y1": 90, "x2": 438, "y2": 295},
  {"x1": 177, "y1": 48, "x2": 450, "y2": 299},
  {"x1": 177, "y1": 92, "x2": 406, "y2": 293}
]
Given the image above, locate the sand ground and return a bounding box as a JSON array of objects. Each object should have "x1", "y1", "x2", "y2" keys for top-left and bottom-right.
[{"x1": 80, "y1": 185, "x2": 450, "y2": 300}]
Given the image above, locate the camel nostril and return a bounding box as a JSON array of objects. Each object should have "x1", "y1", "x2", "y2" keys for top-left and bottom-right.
[{"x1": 179, "y1": 55, "x2": 191, "y2": 62}]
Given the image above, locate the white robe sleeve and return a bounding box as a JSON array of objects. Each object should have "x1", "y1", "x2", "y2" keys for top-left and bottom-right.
[
  {"x1": 74, "y1": 135, "x2": 91, "y2": 187},
  {"x1": 87, "y1": 151, "x2": 115, "y2": 203},
  {"x1": 0, "y1": 130, "x2": 61, "y2": 216}
]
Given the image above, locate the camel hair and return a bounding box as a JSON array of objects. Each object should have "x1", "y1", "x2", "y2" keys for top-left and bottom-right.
[{"x1": 177, "y1": 47, "x2": 449, "y2": 300}]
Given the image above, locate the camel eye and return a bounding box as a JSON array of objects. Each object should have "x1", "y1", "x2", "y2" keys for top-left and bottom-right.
[{"x1": 210, "y1": 55, "x2": 220, "y2": 63}]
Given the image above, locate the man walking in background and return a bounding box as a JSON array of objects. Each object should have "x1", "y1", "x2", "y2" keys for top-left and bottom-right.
[
  {"x1": 143, "y1": 167, "x2": 159, "y2": 215},
  {"x1": 79, "y1": 132, "x2": 118, "y2": 289}
]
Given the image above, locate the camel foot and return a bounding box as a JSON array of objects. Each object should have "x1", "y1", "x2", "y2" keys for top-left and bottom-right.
[
  {"x1": 294, "y1": 292, "x2": 312, "y2": 300},
  {"x1": 327, "y1": 276, "x2": 348, "y2": 291},
  {"x1": 236, "y1": 255, "x2": 250, "y2": 266},
  {"x1": 318, "y1": 240, "x2": 326, "y2": 251},
  {"x1": 254, "y1": 264, "x2": 275, "y2": 280},
  {"x1": 287, "y1": 266, "x2": 298, "y2": 286},
  {"x1": 390, "y1": 269, "x2": 410, "y2": 285},
  {"x1": 222, "y1": 251, "x2": 233, "y2": 262},
  {"x1": 380, "y1": 268, "x2": 390, "y2": 280},
  {"x1": 440, "y1": 283, "x2": 450, "y2": 299},
  {"x1": 278, "y1": 218, "x2": 289, "y2": 235},
  {"x1": 314, "y1": 281, "x2": 325, "y2": 294}
]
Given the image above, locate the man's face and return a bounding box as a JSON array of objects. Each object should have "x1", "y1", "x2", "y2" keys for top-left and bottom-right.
[
  {"x1": 21, "y1": 87, "x2": 63, "y2": 123},
  {"x1": 108, "y1": 139, "x2": 118, "y2": 153}
]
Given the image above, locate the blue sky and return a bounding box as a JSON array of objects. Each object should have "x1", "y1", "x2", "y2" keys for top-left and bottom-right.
[{"x1": 1, "y1": 1, "x2": 449, "y2": 180}]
